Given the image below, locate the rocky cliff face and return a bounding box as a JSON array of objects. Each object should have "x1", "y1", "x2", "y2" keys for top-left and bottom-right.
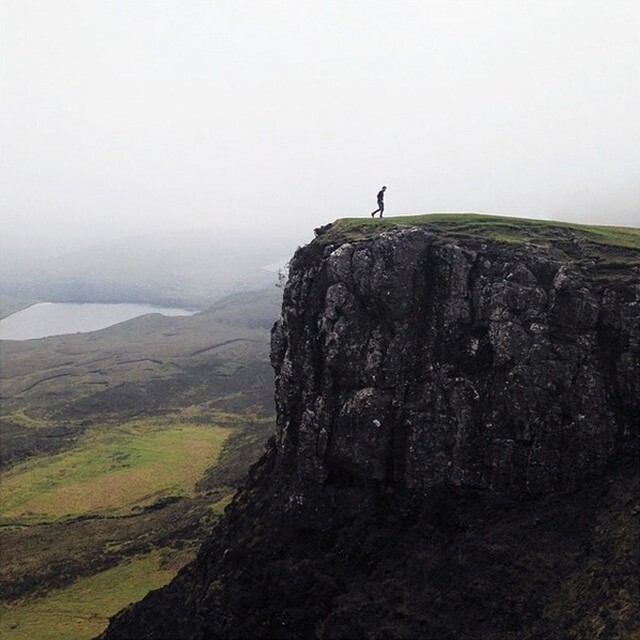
[
  {"x1": 100, "y1": 220, "x2": 640, "y2": 640},
  {"x1": 272, "y1": 227, "x2": 638, "y2": 496}
]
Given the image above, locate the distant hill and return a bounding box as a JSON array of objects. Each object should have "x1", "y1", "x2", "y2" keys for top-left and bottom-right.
[{"x1": 1, "y1": 228, "x2": 300, "y2": 309}]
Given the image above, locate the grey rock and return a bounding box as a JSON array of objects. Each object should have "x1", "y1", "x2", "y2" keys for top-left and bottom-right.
[{"x1": 272, "y1": 230, "x2": 640, "y2": 497}]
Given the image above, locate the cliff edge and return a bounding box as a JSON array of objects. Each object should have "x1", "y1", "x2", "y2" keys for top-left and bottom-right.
[{"x1": 100, "y1": 215, "x2": 640, "y2": 640}]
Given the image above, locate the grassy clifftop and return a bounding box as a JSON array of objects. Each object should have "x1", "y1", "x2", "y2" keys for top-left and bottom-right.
[
  {"x1": 322, "y1": 213, "x2": 640, "y2": 250},
  {"x1": 314, "y1": 214, "x2": 640, "y2": 286}
]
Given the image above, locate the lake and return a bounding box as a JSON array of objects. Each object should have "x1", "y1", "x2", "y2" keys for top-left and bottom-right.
[{"x1": 0, "y1": 302, "x2": 197, "y2": 341}]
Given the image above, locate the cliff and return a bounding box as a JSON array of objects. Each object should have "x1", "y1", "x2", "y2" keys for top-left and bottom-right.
[{"x1": 99, "y1": 215, "x2": 640, "y2": 640}]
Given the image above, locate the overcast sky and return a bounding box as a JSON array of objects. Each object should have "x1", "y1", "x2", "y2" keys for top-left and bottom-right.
[{"x1": 1, "y1": 0, "x2": 639, "y2": 258}]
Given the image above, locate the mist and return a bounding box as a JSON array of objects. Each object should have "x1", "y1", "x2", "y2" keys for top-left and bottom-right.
[{"x1": 1, "y1": 0, "x2": 639, "y2": 269}]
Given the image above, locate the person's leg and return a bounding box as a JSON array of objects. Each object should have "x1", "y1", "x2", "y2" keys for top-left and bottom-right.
[{"x1": 371, "y1": 208, "x2": 379, "y2": 217}]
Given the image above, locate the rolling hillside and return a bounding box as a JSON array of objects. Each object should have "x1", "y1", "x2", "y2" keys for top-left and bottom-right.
[{"x1": 0, "y1": 287, "x2": 281, "y2": 640}]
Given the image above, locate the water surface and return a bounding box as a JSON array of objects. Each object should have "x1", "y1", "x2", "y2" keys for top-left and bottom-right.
[{"x1": 0, "y1": 302, "x2": 196, "y2": 341}]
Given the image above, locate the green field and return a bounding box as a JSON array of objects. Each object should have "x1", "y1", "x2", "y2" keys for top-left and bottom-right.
[
  {"x1": 1, "y1": 410, "x2": 272, "y2": 640},
  {"x1": 0, "y1": 547, "x2": 195, "y2": 640},
  {"x1": 1, "y1": 419, "x2": 232, "y2": 524},
  {"x1": 0, "y1": 413, "x2": 248, "y2": 639}
]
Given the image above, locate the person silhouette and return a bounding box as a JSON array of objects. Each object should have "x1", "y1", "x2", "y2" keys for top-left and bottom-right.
[{"x1": 370, "y1": 186, "x2": 387, "y2": 218}]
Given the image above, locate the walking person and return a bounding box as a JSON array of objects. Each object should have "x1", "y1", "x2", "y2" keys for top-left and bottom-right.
[{"x1": 370, "y1": 185, "x2": 387, "y2": 218}]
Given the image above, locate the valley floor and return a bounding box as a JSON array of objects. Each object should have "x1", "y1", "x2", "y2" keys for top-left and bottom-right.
[
  {"x1": 0, "y1": 290, "x2": 280, "y2": 639},
  {"x1": 0, "y1": 409, "x2": 273, "y2": 640}
]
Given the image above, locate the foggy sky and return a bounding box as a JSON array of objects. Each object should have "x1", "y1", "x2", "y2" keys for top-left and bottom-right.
[{"x1": 1, "y1": 0, "x2": 639, "y2": 261}]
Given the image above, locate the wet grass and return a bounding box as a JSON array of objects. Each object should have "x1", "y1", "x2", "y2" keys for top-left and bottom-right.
[
  {"x1": 0, "y1": 547, "x2": 195, "y2": 640},
  {"x1": 323, "y1": 213, "x2": 640, "y2": 254},
  {"x1": 0, "y1": 418, "x2": 232, "y2": 524}
]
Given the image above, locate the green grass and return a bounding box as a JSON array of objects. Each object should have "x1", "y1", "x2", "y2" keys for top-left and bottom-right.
[
  {"x1": 213, "y1": 361, "x2": 245, "y2": 377},
  {"x1": 0, "y1": 547, "x2": 195, "y2": 640},
  {"x1": 0, "y1": 419, "x2": 232, "y2": 524},
  {"x1": 323, "y1": 213, "x2": 640, "y2": 250},
  {"x1": 1, "y1": 409, "x2": 50, "y2": 430},
  {"x1": 210, "y1": 492, "x2": 234, "y2": 516}
]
